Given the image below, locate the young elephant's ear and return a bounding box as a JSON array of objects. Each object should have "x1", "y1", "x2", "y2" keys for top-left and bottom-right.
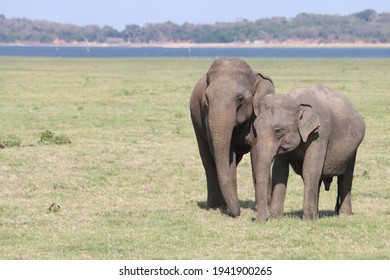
[
  {"x1": 298, "y1": 104, "x2": 320, "y2": 142},
  {"x1": 253, "y1": 73, "x2": 275, "y2": 116}
]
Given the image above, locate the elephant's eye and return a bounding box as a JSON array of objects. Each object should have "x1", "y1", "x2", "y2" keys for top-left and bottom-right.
[
  {"x1": 236, "y1": 95, "x2": 244, "y2": 104},
  {"x1": 274, "y1": 127, "x2": 286, "y2": 138}
]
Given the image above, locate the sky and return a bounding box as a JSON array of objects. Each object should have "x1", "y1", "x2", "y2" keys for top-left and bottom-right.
[{"x1": 1, "y1": 0, "x2": 389, "y2": 31}]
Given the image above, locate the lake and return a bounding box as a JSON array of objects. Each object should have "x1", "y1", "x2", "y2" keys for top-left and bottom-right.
[{"x1": 1, "y1": 46, "x2": 390, "y2": 58}]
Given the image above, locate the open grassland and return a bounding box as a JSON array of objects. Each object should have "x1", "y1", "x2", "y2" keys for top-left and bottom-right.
[{"x1": 0, "y1": 57, "x2": 389, "y2": 260}]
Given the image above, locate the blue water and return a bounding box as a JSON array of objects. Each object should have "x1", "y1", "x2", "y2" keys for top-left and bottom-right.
[{"x1": 1, "y1": 46, "x2": 390, "y2": 58}]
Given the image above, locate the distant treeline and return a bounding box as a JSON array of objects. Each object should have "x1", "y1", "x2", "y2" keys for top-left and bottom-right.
[{"x1": 1, "y1": 9, "x2": 389, "y2": 44}]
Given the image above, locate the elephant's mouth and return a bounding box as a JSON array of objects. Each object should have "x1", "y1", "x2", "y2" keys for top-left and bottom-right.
[{"x1": 277, "y1": 146, "x2": 289, "y2": 154}]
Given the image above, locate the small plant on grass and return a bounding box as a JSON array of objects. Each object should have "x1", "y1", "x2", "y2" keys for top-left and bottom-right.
[
  {"x1": 1, "y1": 134, "x2": 22, "y2": 148},
  {"x1": 38, "y1": 130, "x2": 71, "y2": 145},
  {"x1": 47, "y1": 203, "x2": 61, "y2": 213},
  {"x1": 53, "y1": 134, "x2": 71, "y2": 145},
  {"x1": 38, "y1": 130, "x2": 55, "y2": 144}
]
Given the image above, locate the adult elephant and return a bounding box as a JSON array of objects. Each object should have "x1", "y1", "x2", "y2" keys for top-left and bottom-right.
[
  {"x1": 190, "y1": 58, "x2": 274, "y2": 217},
  {"x1": 251, "y1": 84, "x2": 365, "y2": 222}
]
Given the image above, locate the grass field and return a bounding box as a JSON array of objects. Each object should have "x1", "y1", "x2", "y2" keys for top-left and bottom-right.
[{"x1": 0, "y1": 57, "x2": 389, "y2": 260}]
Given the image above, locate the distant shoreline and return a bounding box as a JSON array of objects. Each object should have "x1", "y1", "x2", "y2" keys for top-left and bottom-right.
[{"x1": 2, "y1": 41, "x2": 390, "y2": 48}]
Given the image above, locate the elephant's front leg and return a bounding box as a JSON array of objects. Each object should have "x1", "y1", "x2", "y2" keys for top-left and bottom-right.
[
  {"x1": 302, "y1": 142, "x2": 327, "y2": 220},
  {"x1": 194, "y1": 127, "x2": 225, "y2": 208},
  {"x1": 302, "y1": 179, "x2": 321, "y2": 220},
  {"x1": 270, "y1": 156, "x2": 289, "y2": 218},
  {"x1": 206, "y1": 160, "x2": 226, "y2": 209}
]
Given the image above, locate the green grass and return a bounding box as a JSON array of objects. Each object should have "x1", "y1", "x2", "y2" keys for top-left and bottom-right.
[{"x1": 0, "y1": 57, "x2": 389, "y2": 260}]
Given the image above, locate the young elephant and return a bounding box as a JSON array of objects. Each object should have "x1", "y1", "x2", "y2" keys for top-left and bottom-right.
[
  {"x1": 251, "y1": 84, "x2": 365, "y2": 222},
  {"x1": 190, "y1": 58, "x2": 274, "y2": 217}
]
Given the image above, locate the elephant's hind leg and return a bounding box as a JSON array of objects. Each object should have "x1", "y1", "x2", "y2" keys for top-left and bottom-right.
[{"x1": 336, "y1": 152, "x2": 357, "y2": 216}]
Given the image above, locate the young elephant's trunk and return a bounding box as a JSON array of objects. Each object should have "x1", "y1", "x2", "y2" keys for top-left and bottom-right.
[{"x1": 252, "y1": 140, "x2": 278, "y2": 222}]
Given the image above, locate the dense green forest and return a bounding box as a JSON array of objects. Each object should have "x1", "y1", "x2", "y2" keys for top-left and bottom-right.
[{"x1": 0, "y1": 9, "x2": 389, "y2": 44}]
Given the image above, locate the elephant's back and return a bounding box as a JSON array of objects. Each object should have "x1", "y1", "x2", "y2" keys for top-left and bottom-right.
[
  {"x1": 290, "y1": 83, "x2": 365, "y2": 144},
  {"x1": 290, "y1": 84, "x2": 364, "y2": 122},
  {"x1": 311, "y1": 85, "x2": 365, "y2": 137},
  {"x1": 293, "y1": 84, "x2": 366, "y2": 175},
  {"x1": 311, "y1": 84, "x2": 366, "y2": 158}
]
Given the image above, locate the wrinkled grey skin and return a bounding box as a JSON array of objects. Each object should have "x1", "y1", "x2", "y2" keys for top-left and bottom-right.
[
  {"x1": 190, "y1": 58, "x2": 274, "y2": 217},
  {"x1": 251, "y1": 84, "x2": 365, "y2": 222}
]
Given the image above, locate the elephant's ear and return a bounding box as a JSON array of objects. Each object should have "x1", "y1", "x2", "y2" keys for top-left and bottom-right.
[
  {"x1": 253, "y1": 73, "x2": 275, "y2": 116},
  {"x1": 206, "y1": 71, "x2": 211, "y2": 86},
  {"x1": 298, "y1": 104, "x2": 320, "y2": 142}
]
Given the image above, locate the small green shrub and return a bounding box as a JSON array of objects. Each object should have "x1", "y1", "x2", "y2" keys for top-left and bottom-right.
[
  {"x1": 47, "y1": 203, "x2": 61, "y2": 213},
  {"x1": 1, "y1": 135, "x2": 21, "y2": 148},
  {"x1": 38, "y1": 130, "x2": 55, "y2": 144},
  {"x1": 53, "y1": 134, "x2": 71, "y2": 145},
  {"x1": 38, "y1": 130, "x2": 71, "y2": 145}
]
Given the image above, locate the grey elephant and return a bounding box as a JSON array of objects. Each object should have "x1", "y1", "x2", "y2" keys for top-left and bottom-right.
[
  {"x1": 190, "y1": 58, "x2": 274, "y2": 217},
  {"x1": 251, "y1": 84, "x2": 365, "y2": 222}
]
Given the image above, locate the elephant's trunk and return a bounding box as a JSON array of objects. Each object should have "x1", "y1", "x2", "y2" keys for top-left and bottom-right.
[
  {"x1": 252, "y1": 139, "x2": 278, "y2": 222},
  {"x1": 207, "y1": 112, "x2": 240, "y2": 217}
]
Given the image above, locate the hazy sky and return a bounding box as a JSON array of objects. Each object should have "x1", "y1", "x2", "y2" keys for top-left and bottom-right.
[{"x1": 1, "y1": 0, "x2": 389, "y2": 30}]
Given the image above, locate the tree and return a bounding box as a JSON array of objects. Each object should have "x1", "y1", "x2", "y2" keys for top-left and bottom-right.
[
  {"x1": 122, "y1": 24, "x2": 141, "y2": 42},
  {"x1": 0, "y1": 10, "x2": 389, "y2": 44},
  {"x1": 353, "y1": 9, "x2": 377, "y2": 22}
]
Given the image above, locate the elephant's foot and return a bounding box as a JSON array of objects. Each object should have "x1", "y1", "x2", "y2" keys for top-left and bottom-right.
[
  {"x1": 335, "y1": 197, "x2": 352, "y2": 216},
  {"x1": 269, "y1": 210, "x2": 284, "y2": 219},
  {"x1": 336, "y1": 205, "x2": 352, "y2": 216},
  {"x1": 254, "y1": 197, "x2": 270, "y2": 222},
  {"x1": 255, "y1": 209, "x2": 269, "y2": 223},
  {"x1": 302, "y1": 209, "x2": 319, "y2": 220},
  {"x1": 269, "y1": 203, "x2": 284, "y2": 219}
]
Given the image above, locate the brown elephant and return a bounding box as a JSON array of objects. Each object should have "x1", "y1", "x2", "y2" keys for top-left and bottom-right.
[
  {"x1": 190, "y1": 58, "x2": 274, "y2": 217},
  {"x1": 251, "y1": 84, "x2": 365, "y2": 222}
]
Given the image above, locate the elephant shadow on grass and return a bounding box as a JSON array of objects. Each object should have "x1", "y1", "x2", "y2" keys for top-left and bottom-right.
[
  {"x1": 284, "y1": 210, "x2": 337, "y2": 219},
  {"x1": 197, "y1": 200, "x2": 255, "y2": 215},
  {"x1": 197, "y1": 200, "x2": 336, "y2": 219}
]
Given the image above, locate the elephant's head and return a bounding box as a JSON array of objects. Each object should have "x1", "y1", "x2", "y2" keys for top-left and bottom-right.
[
  {"x1": 252, "y1": 94, "x2": 320, "y2": 222},
  {"x1": 203, "y1": 58, "x2": 274, "y2": 217}
]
